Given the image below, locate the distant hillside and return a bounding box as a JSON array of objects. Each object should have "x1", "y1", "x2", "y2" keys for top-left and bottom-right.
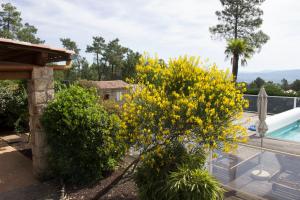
[{"x1": 237, "y1": 69, "x2": 300, "y2": 83}]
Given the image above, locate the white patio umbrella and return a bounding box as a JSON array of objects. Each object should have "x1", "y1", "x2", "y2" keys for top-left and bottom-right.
[
  {"x1": 257, "y1": 87, "x2": 268, "y2": 139},
  {"x1": 251, "y1": 87, "x2": 270, "y2": 180}
]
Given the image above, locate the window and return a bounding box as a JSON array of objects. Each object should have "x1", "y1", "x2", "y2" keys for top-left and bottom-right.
[
  {"x1": 104, "y1": 94, "x2": 110, "y2": 100},
  {"x1": 116, "y1": 91, "x2": 122, "y2": 101}
]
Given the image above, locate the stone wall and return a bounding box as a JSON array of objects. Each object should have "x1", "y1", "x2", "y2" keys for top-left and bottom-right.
[{"x1": 27, "y1": 67, "x2": 54, "y2": 178}]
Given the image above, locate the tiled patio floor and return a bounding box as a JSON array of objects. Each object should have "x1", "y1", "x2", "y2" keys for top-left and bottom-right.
[{"x1": 213, "y1": 145, "x2": 300, "y2": 200}]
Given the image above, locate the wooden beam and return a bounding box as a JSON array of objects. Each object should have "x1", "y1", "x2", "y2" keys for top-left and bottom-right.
[
  {"x1": 0, "y1": 71, "x2": 31, "y2": 80},
  {"x1": 0, "y1": 62, "x2": 70, "y2": 71},
  {"x1": 0, "y1": 62, "x2": 34, "y2": 71},
  {"x1": 50, "y1": 65, "x2": 68, "y2": 70},
  {"x1": 0, "y1": 50, "x2": 29, "y2": 61},
  {"x1": 35, "y1": 52, "x2": 48, "y2": 66}
]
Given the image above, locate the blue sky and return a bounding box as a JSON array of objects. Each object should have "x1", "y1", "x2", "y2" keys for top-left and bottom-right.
[{"x1": 9, "y1": 0, "x2": 300, "y2": 72}]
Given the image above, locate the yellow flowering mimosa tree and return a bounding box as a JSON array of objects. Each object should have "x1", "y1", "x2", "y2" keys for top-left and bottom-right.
[{"x1": 122, "y1": 55, "x2": 248, "y2": 158}]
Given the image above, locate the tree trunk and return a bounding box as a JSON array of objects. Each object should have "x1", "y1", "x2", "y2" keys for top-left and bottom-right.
[
  {"x1": 96, "y1": 53, "x2": 101, "y2": 81},
  {"x1": 111, "y1": 65, "x2": 114, "y2": 80},
  {"x1": 232, "y1": 53, "x2": 239, "y2": 82},
  {"x1": 234, "y1": 3, "x2": 239, "y2": 39}
]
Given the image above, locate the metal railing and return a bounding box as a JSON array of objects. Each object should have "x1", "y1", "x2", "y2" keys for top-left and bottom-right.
[{"x1": 244, "y1": 94, "x2": 300, "y2": 114}]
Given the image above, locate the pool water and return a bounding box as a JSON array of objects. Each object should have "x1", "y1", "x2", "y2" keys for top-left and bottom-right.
[{"x1": 267, "y1": 121, "x2": 300, "y2": 142}]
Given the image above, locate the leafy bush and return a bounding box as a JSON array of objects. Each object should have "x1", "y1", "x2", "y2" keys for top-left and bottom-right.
[
  {"x1": 245, "y1": 87, "x2": 259, "y2": 95},
  {"x1": 100, "y1": 99, "x2": 122, "y2": 116},
  {"x1": 246, "y1": 80, "x2": 299, "y2": 97},
  {"x1": 41, "y1": 85, "x2": 126, "y2": 184},
  {"x1": 0, "y1": 80, "x2": 28, "y2": 132},
  {"x1": 135, "y1": 143, "x2": 223, "y2": 200},
  {"x1": 54, "y1": 80, "x2": 68, "y2": 92},
  {"x1": 167, "y1": 167, "x2": 223, "y2": 200}
]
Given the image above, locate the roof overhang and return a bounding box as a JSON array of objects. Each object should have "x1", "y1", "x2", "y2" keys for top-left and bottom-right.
[{"x1": 0, "y1": 38, "x2": 74, "y2": 80}]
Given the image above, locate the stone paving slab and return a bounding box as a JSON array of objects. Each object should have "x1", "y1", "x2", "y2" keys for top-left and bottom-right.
[
  {"x1": 0, "y1": 134, "x2": 22, "y2": 144},
  {"x1": 0, "y1": 143, "x2": 38, "y2": 194}
]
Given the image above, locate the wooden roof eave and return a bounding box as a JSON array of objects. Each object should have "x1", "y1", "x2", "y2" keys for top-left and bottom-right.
[{"x1": 0, "y1": 61, "x2": 72, "y2": 72}]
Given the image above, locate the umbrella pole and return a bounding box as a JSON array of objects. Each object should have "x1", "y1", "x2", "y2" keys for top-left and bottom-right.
[{"x1": 260, "y1": 135, "x2": 263, "y2": 173}]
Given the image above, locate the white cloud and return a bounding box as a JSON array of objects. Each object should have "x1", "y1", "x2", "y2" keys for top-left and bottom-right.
[{"x1": 9, "y1": 0, "x2": 300, "y2": 72}]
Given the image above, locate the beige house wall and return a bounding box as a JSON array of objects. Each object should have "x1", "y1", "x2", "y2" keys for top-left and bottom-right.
[{"x1": 99, "y1": 88, "x2": 128, "y2": 102}]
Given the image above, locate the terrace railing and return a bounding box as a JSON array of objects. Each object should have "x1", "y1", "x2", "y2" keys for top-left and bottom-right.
[{"x1": 244, "y1": 94, "x2": 300, "y2": 114}]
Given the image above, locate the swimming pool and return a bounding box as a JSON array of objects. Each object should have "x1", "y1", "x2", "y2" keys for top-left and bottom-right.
[{"x1": 267, "y1": 121, "x2": 300, "y2": 142}]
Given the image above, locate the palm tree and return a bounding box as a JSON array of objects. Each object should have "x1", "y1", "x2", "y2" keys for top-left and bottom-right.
[{"x1": 225, "y1": 39, "x2": 254, "y2": 81}]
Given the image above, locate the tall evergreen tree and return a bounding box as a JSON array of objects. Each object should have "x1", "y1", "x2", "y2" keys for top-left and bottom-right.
[
  {"x1": 80, "y1": 57, "x2": 91, "y2": 80},
  {"x1": 281, "y1": 78, "x2": 289, "y2": 91},
  {"x1": 103, "y1": 39, "x2": 128, "y2": 79},
  {"x1": 60, "y1": 38, "x2": 89, "y2": 81},
  {"x1": 0, "y1": 2, "x2": 22, "y2": 39},
  {"x1": 86, "y1": 36, "x2": 106, "y2": 81},
  {"x1": 122, "y1": 50, "x2": 140, "y2": 81},
  {"x1": 0, "y1": 3, "x2": 43, "y2": 43},
  {"x1": 210, "y1": 0, "x2": 269, "y2": 81}
]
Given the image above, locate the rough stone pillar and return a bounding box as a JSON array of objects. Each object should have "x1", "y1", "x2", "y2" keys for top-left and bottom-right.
[{"x1": 28, "y1": 67, "x2": 54, "y2": 178}]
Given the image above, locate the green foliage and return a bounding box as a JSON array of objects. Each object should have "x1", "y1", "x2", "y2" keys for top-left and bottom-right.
[
  {"x1": 0, "y1": 80, "x2": 28, "y2": 132},
  {"x1": 291, "y1": 79, "x2": 300, "y2": 92},
  {"x1": 100, "y1": 100, "x2": 122, "y2": 116},
  {"x1": 56, "y1": 36, "x2": 140, "y2": 82},
  {"x1": 210, "y1": 0, "x2": 269, "y2": 79},
  {"x1": 248, "y1": 77, "x2": 266, "y2": 89},
  {"x1": 264, "y1": 82, "x2": 285, "y2": 96},
  {"x1": 225, "y1": 39, "x2": 254, "y2": 66},
  {"x1": 167, "y1": 167, "x2": 223, "y2": 200},
  {"x1": 41, "y1": 85, "x2": 126, "y2": 184},
  {"x1": 86, "y1": 36, "x2": 140, "y2": 81},
  {"x1": 54, "y1": 80, "x2": 68, "y2": 92},
  {"x1": 0, "y1": 3, "x2": 44, "y2": 43},
  {"x1": 225, "y1": 39, "x2": 254, "y2": 80},
  {"x1": 210, "y1": 0, "x2": 269, "y2": 50},
  {"x1": 86, "y1": 36, "x2": 106, "y2": 81},
  {"x1": 245, "y1": 77, "x2": 300, "y2": 97},
  {"x1": 135, "y1": 143, "x2": 223, "y2": 200},
  {"x1": 103, "y1": 38, "x2": 128, "y2": 80},
  {"x1": 245, "y1": 87, "x2": 259, "y2": 95},
  {"x1": 123, "y1": 50, "x2": 141, "y2": 81},
  {"x1": 281, "y1": 78, "x2": 289, "y2": 91},
  {"x1": 60, "y1": 38, "x2": 89, "y2": 82}
]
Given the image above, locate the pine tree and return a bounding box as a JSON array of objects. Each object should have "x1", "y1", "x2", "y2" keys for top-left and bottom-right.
[
  {"x1": 103, "y1": 39, "x2": 128, "y2": 80},
  {"x1": 0, "y1": 3, "x2": 43, "y2": 43},
  {"x1": 86, "y1": 37, "x2": 106, "y2": 81},
  {"x1": 210, "y1": 0, "x2": 269, "y2": 81},
  {"x1": 60, "y1": 38, "x2": 87, "y2": 81}
]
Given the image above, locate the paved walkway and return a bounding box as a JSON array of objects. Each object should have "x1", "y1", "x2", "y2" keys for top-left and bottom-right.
[
  {"x1": 0, "y1": 141, "x2": 38, "y2": 194},
  {"x1": 0, "y1": 136, "x2": 59, "y2": 200}
]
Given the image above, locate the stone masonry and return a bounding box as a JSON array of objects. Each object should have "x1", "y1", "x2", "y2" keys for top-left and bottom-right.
[{"x1": 27, "y1": 67, "x2": 54, "y2": 178}]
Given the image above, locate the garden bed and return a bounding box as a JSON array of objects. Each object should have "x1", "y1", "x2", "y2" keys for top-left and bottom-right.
[{"x1": 66, "y1": 157, "x2": 138, "y2": 200}]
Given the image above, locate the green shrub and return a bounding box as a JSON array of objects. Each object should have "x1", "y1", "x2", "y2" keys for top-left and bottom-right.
[
  {"x1": 54, "y1": 80, "x2": 68, "y2": 92},
  {"x1": 135, "y1": 143, "x2": 223, "y2": 200},
  {"x1": 0, "y1": 80, "x2": 28, "y2": 132},
  {"x1": 100, "y1": 99, "x2": 122, "y2": 116},
  {"x1": 41, "y1": 85, "x2": 126, "y2": 184},
  {"x1": 246, "y1": 82, "x2": 299, "y2": 97},
  {"x1": 167, "y1": 167, "x2": 223, "y2": 200}
]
